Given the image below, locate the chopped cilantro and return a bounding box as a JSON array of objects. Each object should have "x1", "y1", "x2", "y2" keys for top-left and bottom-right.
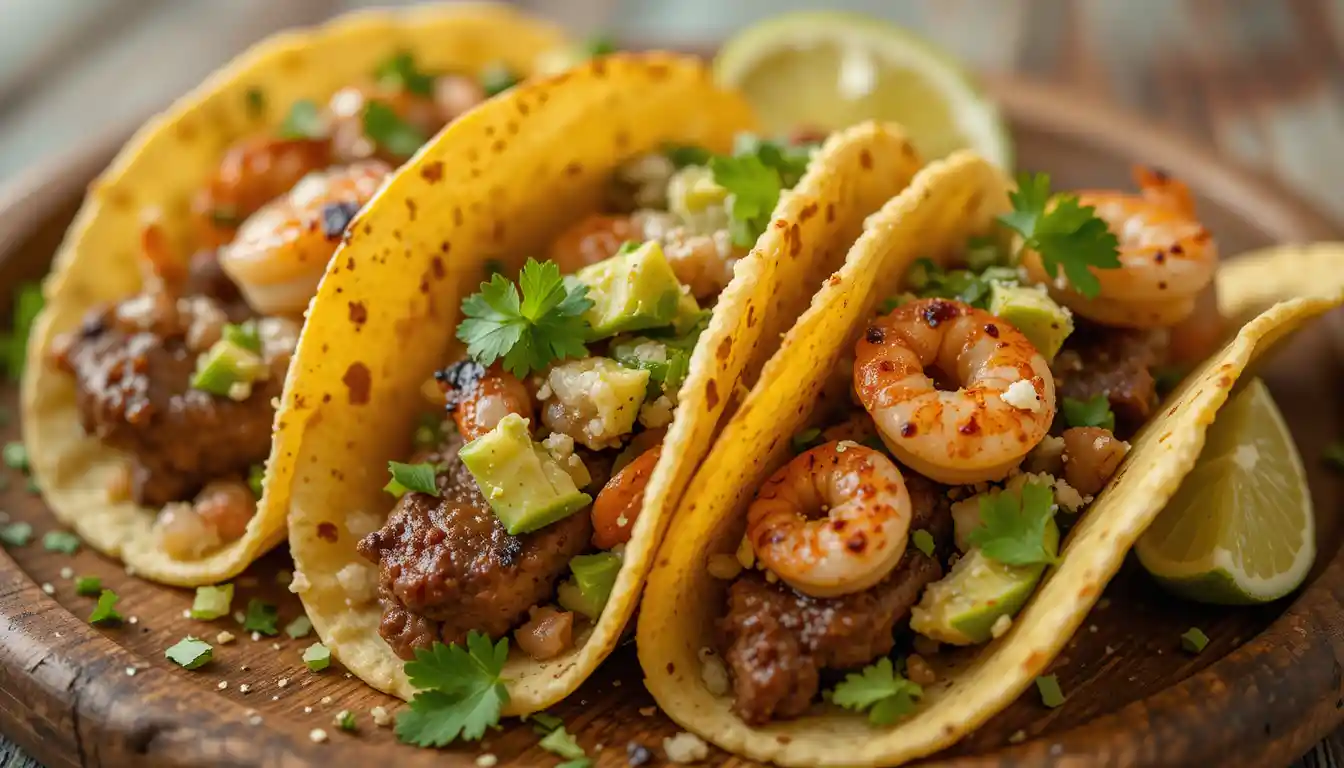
[
  {"x1": 222, "y1": 321, "x2": 261, "y2": 353},
  {"x1": 1062, "y1": 394, "x2": 1116, "y2": 432},
  {"x1": 527, "y1": 712, "x2": 564, "y2": 733},
  {"x1": 539, "y1": 726, "x2": 586, "y2": 760},
  {"x1": 42, "y1": 530, "x2": 80, "y2": 554},
  {"x1": 247, "y1": 464, "x2": 265, "y2": 499},
  {"x1": 456, "y1": 259, "x2": 593, "y2": 378},
  {"x1": 790, "y1": 427, "x2": 824, "y2": 455},
  {"x1": 997, "y1": 172, "x2": 1120, "y2": 299},
  {"x1": 363, "y1": 101, "x2": 428, "y2": 159},
  {"x1": 732, "y1": 134, "x2": 812, "y2": 188},
  {"x1": 830, "y1": 657, "x2": 922, "y2": 725},
  {"x1": 967, "y1": 482, "x2": 1058, "y2": 566},
  {"x1": 374, "y1": 51, "x2": 435, "y2": 97},
  {"x1": 580, "y1": 34, "x2": 617, "y2": 58},
  {"x1": 900, "y1": 257, "x2": 1019, "y2": 309},
  {"x1": 478, "y1": 62, "x2": 519, "y2": 97},
  {"x1": 395, "y1": 633, "x2": 510, "y2": 747},
  {"x1": 556, "y1": 761, "x2": 592, "y2": 768},
  {"x1": 165, "y1": 636, "x2": 213, "y2": 669},
  {"x1": 710, "y1": 138, "x2": 810, "y2": 248},
  {"x1": 0, "y1": 522, "x2": 32, "y2": 547},
  {"x1": 244, "y1": 87, "x2": 266, "y2": 117},
  {"x1": 89, "y1": 589, "x2": 123, "y2": 625},
  {"x1": 336, "y1": 710, "x2": 357, "y2": 731},
  {"x1": 965, "y1": 234, "x2": 1006, "y2": 271},
  {"x1": 878, "y1": 293, "x2": 915, "y2": 314},
  {"x1": 242, "y1": 599, "x2": 279, "y2": 636},
  {"x1": 3, "y1": 282, "x2": 43, "y2": 380},
  {"x1": 303, "y1": 642, "x2": 332, "y2": 671},
  {"x1": 1153, "y1": 365, "x2": 1187, "y2": 394},
  {"x1": 74, "y1": 576, "x2": 102, "y2": 597},
  {"x1": 190, "y1": 584, "x2": 234, "y2": 620},
  {"x1": 4, "y1": 441, "x2": 28, "y2": 470},
  {"x1": 25, "y1": 477, "x2": 38, "y2": 495},
  {"x1": 1326, "y1": 442, "x2": 1344, "y2": 472},
  {"x1": 1181, "y1": 627, "x2": 1209, "y2": 654},
  {"x1": 412, "y1": 413, "x2": 445, "y2": 450},
  {"x1": 278, "y1": 99, "x2": 325, "y2": 140},
  {"x1": 284, "y1": 615, "x2": 313, "y2": 639},
  {"x1": 1035, "y1": 674, "x2": 1065, "y2": 708},
  {"x1": 911, "y1": 529, "x2": 935, "y2": 558},
  {"x1": 385, "y1": 461, "x2": 440, "y2": 498},
  {"x1": 664, "y1": 144, "x2": 712, "y2": 168}
]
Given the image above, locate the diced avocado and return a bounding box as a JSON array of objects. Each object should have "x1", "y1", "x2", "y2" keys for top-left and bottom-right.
[
  {"x1": 458, "y1": 414, "x2": 592, "y2": 535},
  {"x1": 556, "y1": 552, "x2": 622, "y2": 619},
  {"x1": 611, "y1": 336, "x2": 691, "y2": 400},
  {"x1": 668, "y1": 165, "x2": 730, "y2": 235},
  {"x1": 576, "y1": 241, "x2": 688, "y2": 339},
  {"x1": 190, "y1": 339, "x2": 267, "y2": 396},
  {"x1": 670, "y1": 293, "x2": 708, "y2": 336},
  {"x1": 988, "y1": 282, "x2": 1074, "y2": 361},
  {"x1": 910, "y1": 519, "x2": 1060, "y2": 646}
]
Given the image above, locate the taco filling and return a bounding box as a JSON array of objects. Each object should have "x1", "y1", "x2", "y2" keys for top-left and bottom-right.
[
  {"x1": 45, "y1": 51, "x2": 524, "y2": 562},
  {"x1": 708, "y1": 167, "x2": 1223, "y2": 725},
  {"x1": 354, "y1": 136, "x2": 827, "y2": 661}
]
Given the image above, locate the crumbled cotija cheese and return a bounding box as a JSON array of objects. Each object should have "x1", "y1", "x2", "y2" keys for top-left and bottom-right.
[
  {"x1": 990, "y1": 614, "x2": 1013, "y2": 639},
  {"x1": 1001, "y1": 379, "x2": 1041, "y2": 412},
  {"x1": 663, "y1": 732, "x2": 709, "y2": 763}
]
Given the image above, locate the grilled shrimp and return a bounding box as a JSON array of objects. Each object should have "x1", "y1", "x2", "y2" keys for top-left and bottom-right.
[
  {"x1": 633, "y1": 210, "x2": 739, "y2": 298},
  {"x1": 746, "y1": 442, "x2": 911, "y2": 598},
  {"x1": 547, "y1": 214, "x2": 640, "y2": 273},
  {"x1": 854, "y1": 298, "x2": 1055, "y2": 485},
  {"x1": 591, "y1": 444, "x2": 661, "y2": 549},
  {"x1": 191, "y1": 136, "x2": 334, "y2": 248},
  {"x1": 1023, "y1": 167, "x2": 1217, "y2": 329},
  {"x1": 327, "y1": 76, "x2": 483, "y2": 163},
  {"x1": 218, "y1": 160, "x2": 390, "y2": 316},
  {"x1": 435, "y1": 360, "x2": 533, "y2": 442},
  {"x1": 155, "y1": 479, "x2": 256, "y2": 560}
]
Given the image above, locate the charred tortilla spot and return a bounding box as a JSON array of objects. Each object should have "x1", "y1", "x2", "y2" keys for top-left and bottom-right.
[
  {"x1": 564, "y1": 161, "x2": 582, "y2": 177},
  {"x1": 716, "y1": 337, "x2": 732, "y2": 361},
  {"x1": 453, "y1": 207, "x2": 464, "y2": 227},
  {"x1": 799, "y1": 202, "x2": 819, "y2": 222},
  {"x1": 322, "y1": 393, "x2": 332, "y2": 403},
  {"x1": 420, "y1": 161, "x2": 444, "y2": 183},
  {"x1": 405, "y1": 198, "x2": 417, "y2": 221},
  {"x1": 431, "y1": 256, "x2": 445, "y2": 278},
  {"x1": 348, "y1": 301, "x2": 368, "y2": 327},
  {"x1": 706, "y1": 379, "x2": 720, "y2": 410},
  {"x1": 342, "y1": 362, "x2": 372, "y2": 405},
  {"x1": 317, "y1": 522, "x2": 338, "y2": 543},
  {"x1": 826, "y1": 202, "x2": 835, "y2": 222},
  {"x1": 859, "y1": 149, "x2": 873, "y2": 169},
  {"x1": 747, "y1": 304, "x2": 756, "y2": 328},
  {"x1": 788, "y1": 223, "x2": 802, "y2": 258}
]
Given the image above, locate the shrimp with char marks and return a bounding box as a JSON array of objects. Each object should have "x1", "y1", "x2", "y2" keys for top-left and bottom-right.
[
  {"x1": 191, "y1": 136, "x2": 334, "y2": 249},
  {"x1": 219, "y1": 160, "x2": 390, "y2": 316},
  {"x1": 747, "y1": 442, "x2": 912, "y2": 598},
  {"x1": 854, "y1": 298, "x2": 1055, "y2": 485},
  {"x1": 591, "y1": 443, "x2": 661, "y2": 549},
  {"x1": 1023, "y1": 167, "x2": 1217, "y2": 329},
  {"x1": 435, "y1": 360, "x2": 533, "y2": 442}
]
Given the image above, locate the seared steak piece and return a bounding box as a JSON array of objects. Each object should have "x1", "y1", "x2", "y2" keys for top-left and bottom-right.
[
  {"x1": 1052, "y1": 326, "x2": 1160, "y2": 431},
  {"x1": 357, "y1": 453, "x2": 592, "y2": 659},
  {"x1": 52, "y1": 295, "x2": 287, "y2": 507},
  {"x1": 719, "y1": 552, "x2": 943, "y2": 725}
]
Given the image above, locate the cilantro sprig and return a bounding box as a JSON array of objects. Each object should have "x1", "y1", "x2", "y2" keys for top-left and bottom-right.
[
  {"x1": 385, "y1": 461, "x2": 440, "y2": 498},
  {"x1": 710, "y1": 136, "x2": 812, "y2": 247},
  {"x1": 395, "y1": 633, "x2": 510, "y2": 747},
  {"x1": 967, "y1": 482, "x2": 1059, "y2": 566},
  {"x1": 1062, "y1": 394, "x2": 1116, "y2": 432},
  {"x1": 830, "y1": 657, "x2": 923, "y2": 725},
  {"x1": 363, "y1": 101, "x2": 428, "y2": 159},
  {"x1": 456, "y1": 259, "x2": 593, "y2": 377},
  {"x1": 242, "y1": 598, "x2": 279, "y2": 636},
  {"x1": 997, "y1": 173, "x2": 1120, "y2": 298},
  {"x1": 374, "y1": 51, "x2": 435, "y2": 97}
]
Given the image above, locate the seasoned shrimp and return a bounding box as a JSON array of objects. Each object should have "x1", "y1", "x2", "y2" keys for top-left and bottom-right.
[
  {"x1": 547, "y1": 214, "x2": 640, "y2": 274},
  {"x1": 327, "y1": 78, "x2": 481, "y2": 163},
  {"x1": 854, "y1": 298, "x2": 1056, "y2": 485},
  {"x1": 1023, "y1": 166, "x2": 1217, "y2": 329},
  {"x1": 747, "y1": 442, "x2": 911, "y2": 598},
  {"x1": 634, "y1": 210, "x2": 739, "y2": 298},
  {"x1": 219, "y1": 160, "x2": 390, "y2": 316},
  {"x1": 155, "y1": 479, "x2": 256, "y2": 560},
  {"x1": 592, "y1": 444, "x2": 661, "y2": 548},
  {"x1": 435, "y1": 360, "x2": 533, "y2": 441},
  {"x1": 191, "y1": 136, "x2": 333, "y2": 247}
]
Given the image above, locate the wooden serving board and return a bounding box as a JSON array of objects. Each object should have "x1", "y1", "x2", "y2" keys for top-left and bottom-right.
[{"x1": 1, "y1": 76, "x2": 1342, "y2": 768}]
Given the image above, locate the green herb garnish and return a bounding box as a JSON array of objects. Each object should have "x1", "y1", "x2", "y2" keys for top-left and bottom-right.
[
  {"x1": 1035, "y1": 674, "x2": 1065, "y2": 708},
  {"x1": 247, "y1": 464, "x2": 265, "y2": 499},
  {"x1": 278, "y1": 99, "x2": 325, "y2": 140},
  {"x1": 997, "y1": 172, "x2": 1120, "y2": 299},
  {"x1": 244, "y1": 87, "x2": 266, "y2": 117},
  {"x1": 74, "y1": 576, "x2": 102, "y2": 597},
  {"x1": 790, "y1": 427, "x2": 824, "y2": 455},
  {"x1": 42, "y1": 530, "x2": 80, "y2": 554},
  {"x1": 3, "y1": 441, "x2": 28, "y2": 470},
  {"x1": 222, "y1": 321, "x2": 261, "y2": 353},
  {"x1": 363, "y1": 101, "x2": 428, "y2": 159},
  {"x1": 967, "y1": 482, "x2": 1058, "y2": 566},
  {"x1": 242, "y1": 598, "x2": 279, "y2": 636},
  {"x1": 1181, "y1": 627, "x2": 1209, "y2": 654},
  {"x1": 911, "y1": 529, "x2": 935, "y2": 558},
  {"x1": 385, "y1": 461, "x2": 440, "y2": 498},
  {"x1": 190, "y1": 584, "x2": 234, "y2": 620},
  {"x1": 528, "y1": 712, "x2": 564, "y2": 733},
  {"x1": 374, "y1": 51, "x2": 435, "y2": 97},
  {"x1": 3, "y1": 282, "x2": 43, "y2": 380},
  {"x1": 0, "y1": 522, "x2": 32, "y2": 547},
  {"x1": 165, "y1": 636, "x2": 213, "y2": 669},
  {"x1": 664, "y1": 144, "x2": 712, "y2": 168},
  {"x1": 709, "y1": 138, "x2": 811, "y2": 247},
  {"x1": 456, "y1": 259, "x2": 594, "y2": 378},
  {"x1": 539, "y1": 726, "x2": 586, "y2": 761},
  {"x1": 412, "y1": 413, "x2": 445, "y2": 450},
  {"x1": 89, "y1": 589, "x2": 123, "y2": 625},
  {"x1": 1325, "y1": 442, "x2": 1344, "y2": 472},
  {"x1": 395, "y1": 633, "x2": 510, "y2": 747},
  {"x1": 478, "y1": 62, "x2": 519, "y2": 97},
  {"x1": 303, "y1": 642, "x2": 331, "y2": 671},
  {"x1": 830, "y1": 657, "x2": 922, "y2": 725},
  {"x1": 336, "y1": 710, "x2": 357, "y2": 732},
  {"x1": 1062, "y1": 394, "x2": 1116, "y2": 432}
]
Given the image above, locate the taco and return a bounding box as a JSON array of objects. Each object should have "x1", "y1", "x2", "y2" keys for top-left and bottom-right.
[
  {"x1": 22, "y1": 4, "x2": 571, "y2": 586},
  {"x1": 638, "y1": 152, "x2": 1342, "y2": 766},
  {"x1": 275, "y1": 53, "x2": 926, "y2": 713}
]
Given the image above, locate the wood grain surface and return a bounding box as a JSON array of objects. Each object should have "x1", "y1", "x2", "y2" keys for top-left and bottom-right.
[{"x1": 0, "y1": 2, "x2": 1342, "y2": 767}]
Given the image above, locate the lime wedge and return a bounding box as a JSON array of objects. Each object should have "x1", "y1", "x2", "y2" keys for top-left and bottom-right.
[
  {"x1": 714, "y1": 11, "x2": 1012, "y2": 167},
  {"x1": 1136, "y1": 379, "x2": 1314, "y2": 604}
]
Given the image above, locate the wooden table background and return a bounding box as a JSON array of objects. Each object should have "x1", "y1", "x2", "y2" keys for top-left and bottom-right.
[{"x1": 0, "y1": 0, "x2": 1341, "y2": 765}]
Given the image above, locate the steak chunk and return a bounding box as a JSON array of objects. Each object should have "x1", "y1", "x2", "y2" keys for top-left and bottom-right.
[
  {"x1": 357, "y1": 454, "x2": 592, "y2": 659},
  {"x1": 1053, "y1": 326, "x2": 1161, "y2": 430}
]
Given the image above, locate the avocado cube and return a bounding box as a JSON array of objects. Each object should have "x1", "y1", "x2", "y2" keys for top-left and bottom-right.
[
  {"x1": 611, "y1": 336, "x2": 692, "y2": 400},
  {"x1": 557, "y1": 551, "x2": 622, "y2": 619},
  {"x1": 987, "y1": 282, "x2": 1074, "y2": 361},
  {"x1": 575, "y1": 241, "x2": 688, "y2": 340},
  {"x1": 458, "y1": 414, "x2": 592, "y2": 535},
  {"x1": 190, "y1": 339, "x2": 268, "y2": 396}
]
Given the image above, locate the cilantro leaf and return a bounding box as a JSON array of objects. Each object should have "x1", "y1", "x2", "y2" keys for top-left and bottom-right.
[
  {"x1": 363, "y1": 101, "x2": 428, "y2": 159},
  {"x1": 74, "y1": 576, "x2": 102, "y2": 596},
  {"x1": 456, "y1": 259, "x2": 593, "y2": 378},
  {"x1": 278, "y1": 99, "x2": 325, "y2": 140},
  {"x1": 165, "y1": 636, "x2": 213, "y2": 669},
  {"x1": 3, "y1": 441, "x2": 27, "y2": 470},
  {"x1": 968, "y1": 482, "x2": 1059, "y2": 566},
  {"x1": 790, "y1": 427, "x2": 823, "y2": 455},
  {"x1": 385, "y1": 461, "x2": 440, "y2": 498},
  {"x1": 89, "y1": 589, "x2": 123, "y2": 625},
  {"x1": 664, "y1": 144, "x2": 712, "y2": 168},
  {"x1": 711, "y1": 152, "x2": 782, "y2": 248},
  {"x1": 2, "y1": 282, "x2": 42, "y2": 380},
  {"x1": 1062, "y1": 394, "x2": 1116, "y2": 432},
  {"x1": 0, "y1": 521, "x2": 32, "y2": 547},
  {"x1": 374, "y1": 51, "x2": 434, "y2": 97},
  {"x1": 580, "y1": 34, "x2": 617, "y2": 58},
  {"x1": 242, "y1": 599, "x2": 279, "y2": 636},
  {"x1": 396, "y1": 633, "x2": 510, "y2": 747},
  {"x1": 830, "y1": 657, "x2": 922, "y2": 725},
  {"x1": 538, "y1": 726, "x2": 586, "y2": 760},
  {"x1": 901, "y1": 257, "x2": 1019, "y2": 310},
  {"x1": 997, "y1": 172, "x2": 1120, "y2": 298},
  {"x1": 247, "y1": 464, "x2": 265, "y2": 499},
  {"x1": 42, "y1": 529, "x2": 81, "y2": 554}
]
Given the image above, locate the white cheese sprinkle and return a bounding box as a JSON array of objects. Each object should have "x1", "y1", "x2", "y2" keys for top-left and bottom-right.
[
  {"x1": 41, "y1": 583, "x2": 54, "y2": 595},
  {"x1": 1001, "y1": 379, "x2": 1041, "y2": 412},
  {"x1": 278, "y1": 678, "x2": 289, "y2": 688},
  {"x1": 475, "y1": 755, "x2": 498, "y2": 768},
  {"x1": 59, "y1": 567, "x2": 73, "y2": 579},
  {"x1": 370, "y1": 706, "x2": 392, "y2": 727},
  {"x1": 663, "y1": 732, "x2": 710, "y2": 764},
  {"x1": 309, "y1": 728, "x2": 328, "y2": 744},
  {"x1": 125, "y1": 667, "x2": 137, "y2": 677},
  {"x1": 990, "y1": 614, "x2": 1013, "y2": 639},
  {"x1": 218, "y1": 681, "x2": 228, "y2": 690},
  {"x1": 217, "y1": 631, "x2": 235, "y2": 645}
]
